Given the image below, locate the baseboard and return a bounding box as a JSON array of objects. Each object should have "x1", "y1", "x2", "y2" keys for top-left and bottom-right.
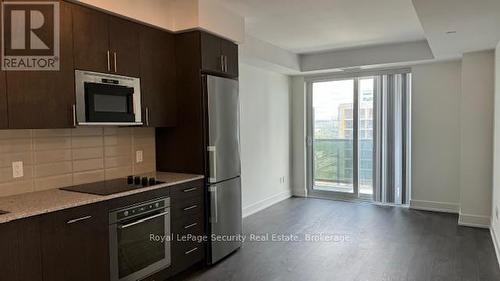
[
  {"x1": 458, "y1": 212, "x2": 491, "y2": 228},
  {"x1": 242, "y1": 190, "x2": 292, "y2": 218},
  {"x1": 490, "y1": 227, "x2": 500, "y2": 269},
  {"x1": 409, "y1": 199, "x2": 459, "y2": 214}
]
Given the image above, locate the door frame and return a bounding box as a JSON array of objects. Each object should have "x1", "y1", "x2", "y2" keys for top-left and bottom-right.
[{"x1": 305, "y1": 74, "x2": 375, "y2": 201}]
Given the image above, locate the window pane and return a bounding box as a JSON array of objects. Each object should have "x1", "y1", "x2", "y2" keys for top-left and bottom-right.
[
  {"x1": 359, "y1": 78, "x2": 374, "y2": 195},
  {"x1": 312, "y1": 79, "x2": 354, "y2": 193}
]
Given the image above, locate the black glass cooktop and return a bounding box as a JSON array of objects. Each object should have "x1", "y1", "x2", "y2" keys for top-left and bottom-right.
[{"x1": 60, "y1": 177, "x2": 165, "y2": 196}]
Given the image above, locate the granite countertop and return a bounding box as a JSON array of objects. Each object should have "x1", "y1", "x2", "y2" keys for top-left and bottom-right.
[{"x1": 0, "y1": 172, "x2": 204, "y2": 224}]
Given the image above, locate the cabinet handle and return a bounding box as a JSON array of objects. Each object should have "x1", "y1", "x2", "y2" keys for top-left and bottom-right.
[
  {"x1": 184, "y1": 222, "x2": 197, "y2": 229},
  {"x1": 145, "y1": 106, "x2": 150, "y2": 127},
  {"x1": 107, "y1": 50, "x2": 111, "y2": 72},
  {"x1": 113, "y1": 52, "x2": 117, "y2": 73},
  {"x1": 185, "y1": 247, "x2": 198, "y2": 255},
  {"x1": 224, "y1": 55, "x2": 227, "y2": 72},
  {"x1": 183, "y1": 205, "x2": 197, "y2": 211},
  {"x1": 220, "y1": 55, "x2": 224, "y2": 72},
  {"x1": 67, "y1": 215, "x2": 92, "y2": 224},
  {"x1": 183, "y1": 187, "x2": 197, "y2": 193},
  {"x1": 72, "y1": 104, "x2": 77, "y2": 127}
]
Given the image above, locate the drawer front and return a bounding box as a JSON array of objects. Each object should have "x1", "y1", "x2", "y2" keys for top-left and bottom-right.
[
  {"x1": 172, "y1": 196, "x2": 203, "y2": 219},
  {"x1": 171, "y1": 180, "x2": 204, "y2": 202},
  {"x1": 173, "y1": 213, "x2": 204, "y2": 235},
  {"x1": 172, "y1": 240, "x2": 205, "y2": 273}
]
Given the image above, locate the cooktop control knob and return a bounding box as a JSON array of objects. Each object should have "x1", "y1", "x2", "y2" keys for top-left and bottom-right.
[
  {"x1": 123, "y1": 211, "x2": 129, "y2": 216},
  {"x1": 149, "y1": 177, "x2": 156, "y2": 185},
  {"x1": 127, "y1": 176, "x2": 134, "y2": 184},
  {"x1": 141, "y1": 177, "x2": 149, "y2": 186},
  {"x1": 134, "y1": 176, "x2": 141, "y2": 185}
]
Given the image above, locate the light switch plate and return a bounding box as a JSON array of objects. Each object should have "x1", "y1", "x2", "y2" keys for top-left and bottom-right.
[
  {"x1": 136, "y1": 150, "x2": 143, "y2": 163},
  {"x1": 12, "y1": 161, "x2": 23, "y2": 178}
]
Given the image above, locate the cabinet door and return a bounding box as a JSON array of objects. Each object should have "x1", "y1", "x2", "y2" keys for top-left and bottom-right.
[
  {"x1": 200, "y1": 32, "x2": 223, "y2": 73},
  {"x1": 6, "y1": 1, "x2": 75, "y2": 129},
  {"x1": 0, "y1": 217, "x2": 43, "y2": 281},
  {"x1": 109, "y1": 16, "x2": 141, "y2": 77},
  {"x1": 221, "y1": 39, "x2": 239, "y2": 77},
  {"x1": 0, "y1": 71, "x2": 6, "y2": 129},
  {"x1": 140, "y1": 26, "x2": 176, "y2": 127},
  {"x1": 0, "y1": 0, "x2": 6, "y2": 129},
  {"x1": 72, "y1": 4, "x2": 109, "y2": 73},
  {"x1": 40, "y1": 203, "x2": 109, "y2": 281}
]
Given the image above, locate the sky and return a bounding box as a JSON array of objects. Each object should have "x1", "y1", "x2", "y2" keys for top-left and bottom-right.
[{"x1": 312, "y1": 78, "x2": 373, "y2": 121}]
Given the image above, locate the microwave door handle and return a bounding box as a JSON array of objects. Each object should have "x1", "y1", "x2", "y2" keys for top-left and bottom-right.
[{"x1": 118, "y1": 211, "x2": 169, "y2": 229}]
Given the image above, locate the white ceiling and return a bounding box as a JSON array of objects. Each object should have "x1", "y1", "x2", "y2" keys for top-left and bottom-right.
[
  {"x1": 217, "y1": 0, "x2": 426, "y2": 54},
  {"x1": 412, "y1": 0, "x2": 500, "y2": 59}
]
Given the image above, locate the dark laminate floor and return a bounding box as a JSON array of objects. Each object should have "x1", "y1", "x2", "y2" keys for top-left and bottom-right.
[{"x1": 175, "y1": 198, "x2": 500, "y2": 281}]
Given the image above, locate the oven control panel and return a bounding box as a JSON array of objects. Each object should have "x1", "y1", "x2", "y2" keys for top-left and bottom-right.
[{"x1": 109, "y1": 197, "x2": 170, "y2": 224}]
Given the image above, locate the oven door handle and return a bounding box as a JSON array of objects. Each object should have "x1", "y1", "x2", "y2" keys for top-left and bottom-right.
[{"x1": 118, "y1": 211, "x2": 169, "y2": 229}]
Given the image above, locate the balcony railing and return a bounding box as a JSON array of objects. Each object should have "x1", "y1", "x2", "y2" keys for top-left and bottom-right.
[{"x1": 313, "y1": 138, "x2": 373, "y2": 192}]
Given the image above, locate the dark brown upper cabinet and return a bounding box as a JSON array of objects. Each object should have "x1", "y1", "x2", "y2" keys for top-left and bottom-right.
[
  {"x1": 71, "y1": 4, "x2": 109, "y2": 73},
  {"x1": 0, "y1": 217, "x2": 43, "y2": 281},
  {"x1": 72, "y1": 4, "x2": 140, "y2": 77},
  {"x1": 140, "y1": 26, "x2": 176, "y2": 127},
  {"x1": 6, "y1": 0, "x2": 76, "y2": 129},
  {"x1": 108, "y1": 16, "x2": 141, "y2": 77},
  {"x1": 200, "y1": 32, "x2": 239, "y2": 78},
  {"x1": 220, "y1": 38, "x2": 239, "y2": 77},
  {"x1": 40, "y1": 203, "x2": 109, "y2": 281}
]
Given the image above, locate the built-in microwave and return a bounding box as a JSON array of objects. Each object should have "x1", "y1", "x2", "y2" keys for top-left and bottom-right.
[{"x1": 75, "y1": 70, "x2": 142, "y2": 126}]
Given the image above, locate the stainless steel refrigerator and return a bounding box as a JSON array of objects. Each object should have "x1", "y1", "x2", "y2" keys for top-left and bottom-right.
[{"x1": 204, "y1": 75, "x2": 242, "y2": 264}]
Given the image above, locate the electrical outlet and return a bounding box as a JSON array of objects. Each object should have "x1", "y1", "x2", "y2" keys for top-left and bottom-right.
[
  {"x1": 136, "y1": 150, "x2": 143, "y2": 163},
  {"x1": 12, "y1": 161, "x2": 23, "y2": 178}
]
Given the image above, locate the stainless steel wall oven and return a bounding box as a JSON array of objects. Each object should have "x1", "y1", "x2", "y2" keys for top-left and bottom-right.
[{"x1": 109, "y1": 197, "x2": 171, "y2": 281}]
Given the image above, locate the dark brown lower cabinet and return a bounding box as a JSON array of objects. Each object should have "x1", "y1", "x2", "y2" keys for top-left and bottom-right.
[
  {"x1": 40, "y1": 203, "x2": 109, "y2": 281},
  {"x1": 0, "y1": 182, "x2": 206, "y2": 281},
  {"x1": 0, "y1": 217, "x2": 43, "y2": 281},
  {"x1": 171, "y1": 180, "x2": 205, "y2": 275}
]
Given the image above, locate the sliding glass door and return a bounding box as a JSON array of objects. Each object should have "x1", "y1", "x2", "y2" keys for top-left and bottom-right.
[
  {"x1": 308, "y1": 76, "x2": 375, "y2": 199},
  {"x1": 307, "y1": 71, "x2": 411, "y2": 204},
  {"x1": 311, "y1": 79, "x2": 356, "y2": 194}
]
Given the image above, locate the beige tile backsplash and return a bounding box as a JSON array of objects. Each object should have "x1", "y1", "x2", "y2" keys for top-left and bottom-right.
[{"x1": 0, "y1": 127, "x2": 156, "y2": 197}]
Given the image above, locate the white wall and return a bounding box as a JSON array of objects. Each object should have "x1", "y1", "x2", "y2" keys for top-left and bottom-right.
[
  {"x1": 239, "y1": 63, "x2": 292, "y2": 217},
  {"x1": 410, "y1": 60, "x2": 462, "y2": 212},
  {"x1": 75, "y1": 0, "x2": 245, "y2": 43},
  {"x1": 459, "y1": 50, "x2": 495, "y2": 227},
  {"x1": 492, "y1": 41, "x2": 500, "y2": 255}
]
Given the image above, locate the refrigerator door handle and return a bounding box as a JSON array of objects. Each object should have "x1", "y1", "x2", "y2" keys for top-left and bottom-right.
[
  {"x1": 210, "y1": 185, "x2": 218, "y2": 223},
  {"x1": 208, "y1": 146, "x2": 217, "y2": 183}
]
